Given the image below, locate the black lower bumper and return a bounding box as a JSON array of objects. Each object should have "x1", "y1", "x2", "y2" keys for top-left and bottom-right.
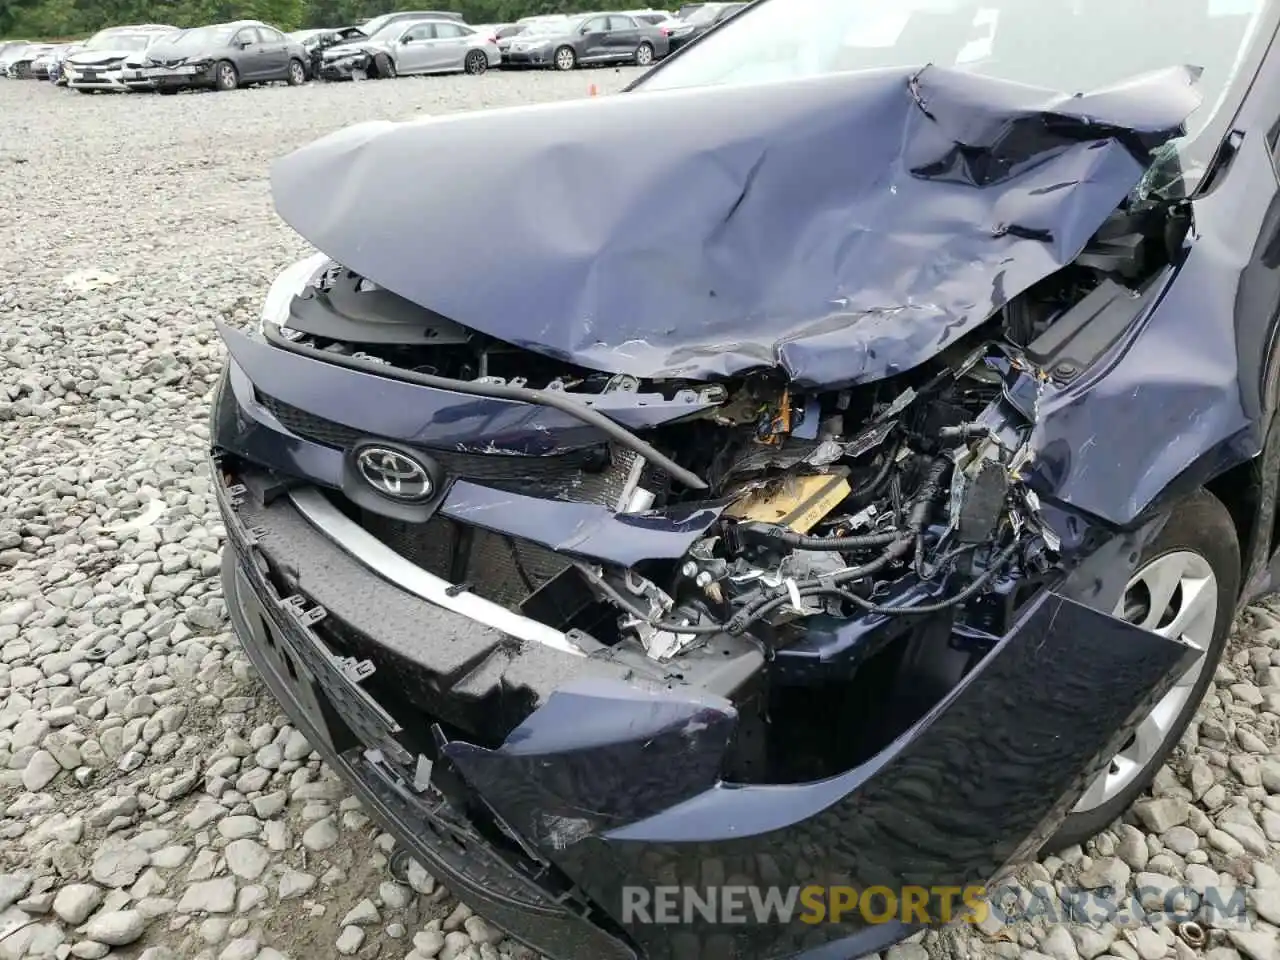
[
  {"x1": 214, "y1": 451, "x2": 1193, "y2": 960},
  {"x1": 218, "y1": 484, "x2": 638, "y2": 959}
]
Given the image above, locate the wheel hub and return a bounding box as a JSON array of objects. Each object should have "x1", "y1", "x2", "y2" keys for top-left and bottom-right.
[{"x1": 1071, "y1": 549, "x2": 1218, "y2": 813}]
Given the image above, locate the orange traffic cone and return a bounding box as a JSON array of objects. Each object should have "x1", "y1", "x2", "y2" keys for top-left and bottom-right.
[{"x1": 589, "y1": 83, "x2": 598, "y2": 96}]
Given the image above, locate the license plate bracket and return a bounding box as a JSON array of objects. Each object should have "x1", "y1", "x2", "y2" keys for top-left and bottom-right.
[{"x1": 263, "y1": 590, "x2": 414, "y2": 767}]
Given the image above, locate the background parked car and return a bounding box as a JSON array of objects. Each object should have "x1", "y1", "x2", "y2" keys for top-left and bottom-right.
[
  {"x1": 288, "y1": 26, "x2": 365, "y2": 78},
  {"x1": 664, "y1": 1, "x2": 745, "y2": 52},
  {"x1": 3, "y1": 43, "x2": 55, "y2": 78},
  {"x1": 29, "y1": 44, "x2": 66, "y2": 79},
  {"x1": 46, "y1": 42, "x2": 82, "y2": 84},
  {"x1": 0, "y1": 41, "x2": 26, "y2": 70},
  {"x1": 63, "y1": 24, "x2": 176, "y2": 92},
  {"x1": 119, "y1": 31, "x2": 183, "y2": 90},
  {"x1": 320, "y1": 17, "x2": 497, "y2": 80},
  {"x1": 503, "y1": 12, "x2": 669, "y2": 70},
  {"x1": 127, "y1": 21, "x2": 309, "y2": 93},
  {"x1": 496, "y1": 15, "x2": 570, "y2": 57}
]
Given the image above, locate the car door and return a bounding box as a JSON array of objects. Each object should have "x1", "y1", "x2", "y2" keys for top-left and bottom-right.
[
  {"x1": 394, "y1": 24, "x2": 436, "y2": 74},
  {"x1": 577, "y1": 16, "x2": 610, "y2": 61},
  {"x1": 256, "y1": 25, "x2": 290, "y2": 78},
  {"x1": 230, "y1": 27, "x2": 264, "y2": 79},
  {"x1": 431, "y1": 22, "x2": 470, "y2": 72},
  {"x1": 606, "y1": 15, "x2": 641, "y2": 60}
]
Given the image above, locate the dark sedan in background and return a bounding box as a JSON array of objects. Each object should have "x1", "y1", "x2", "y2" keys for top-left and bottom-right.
[
  {"x1": 665, "y1": 1, "x2": 745, "y2": 51},
  {"x1": 123, "y1": 20, "x2": 309, "y2": 92},
  {"x1": 503, "y1": 12, "x2": 669, "y2": 70}
]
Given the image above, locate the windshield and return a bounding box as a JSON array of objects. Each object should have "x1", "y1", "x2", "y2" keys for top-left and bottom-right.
[
  {"x1": 639, "y1": 0, "x2": 1270, "y2": 143},
  {"x1": 166, "y1": 25, "x2": 236, "y2": 50},
  {"x1": 361, "y1": 13, "x2": 423, "y2": 35},
  {"x1": 524, "y1": 17, "x2": 576, "y2": 34},
  {"x1": 684, "y1": 3, "x2": 728, "y2": 24},
  {"x1": 362, "y1": 21, "x2": 412, "y2": 40},
  {"x1": 84, "y1": 30, "x2": 157, "y2": 51}
]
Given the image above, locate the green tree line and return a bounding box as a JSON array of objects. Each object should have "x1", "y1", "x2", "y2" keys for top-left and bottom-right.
[{"x1": 0, "y1": 0, "x2": 623, "y2": 39}]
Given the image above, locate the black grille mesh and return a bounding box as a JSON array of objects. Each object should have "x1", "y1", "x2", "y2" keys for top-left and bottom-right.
[
  {"x1": 256, "y1": 390, "x2": 628, "y2": 499},
  {"x1": 257, "y1": 389, "x2": 643, "y2": 609}
]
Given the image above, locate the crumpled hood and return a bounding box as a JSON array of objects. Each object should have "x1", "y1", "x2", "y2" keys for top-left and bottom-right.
[
  {"x1": 68, "y1": 49, "x2": 135, "y2": 65},
  {"x1": 270, "y1": 65, "x2": 1200, "y2": 389},
  {"x1": 140, "y1": 42, "x2": 209, "y2": 64}
]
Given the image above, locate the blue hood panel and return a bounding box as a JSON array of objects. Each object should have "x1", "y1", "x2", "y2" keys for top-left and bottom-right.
[{"x1": 270, "y1": 64, "x2": 1199, "y2": 389}]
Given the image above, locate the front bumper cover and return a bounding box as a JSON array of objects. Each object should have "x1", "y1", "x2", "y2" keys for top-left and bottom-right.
[
  {"x1": 504, "y1": 48, "x2": 555, "y2": 65},
  {"x1": 320, "y1": 57, "x2": 369, "y2": 80},
  {"x1": 214, "y1": 443, "x2": 1195, "y2": 959},
  {"x1": 122, "y1": 63, "x2": 215, "y2": 90},
  {"x1": 64, "y1": 64, "x2": 126, "y2": 89}
]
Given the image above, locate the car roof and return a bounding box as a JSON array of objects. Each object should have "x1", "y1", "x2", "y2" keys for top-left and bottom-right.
[
  {"x1": 390, "y1": 17, "x2": 469, "y2": 29},
  {"x1": 379, "y1": 10, "x2": 464, "y2": 19}
]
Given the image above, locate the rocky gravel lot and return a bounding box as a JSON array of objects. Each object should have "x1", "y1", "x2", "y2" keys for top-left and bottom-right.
[{"x1": 4, "y1": 65, "x2": 1280, "y2": 960}]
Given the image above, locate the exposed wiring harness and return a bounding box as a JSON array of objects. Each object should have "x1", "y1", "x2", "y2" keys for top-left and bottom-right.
[{"x1": 605, "y1": 452, "x2": 1022, "y2": 640}]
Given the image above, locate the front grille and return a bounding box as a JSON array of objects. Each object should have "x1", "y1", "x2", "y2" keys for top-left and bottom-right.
[
  {"x1": 259, "y1": 392, "x2": 360, "y2": 448},
  {"x1": 256, "y1": 390, "x2": 636, "y2": 504},
  {"x1": 361, "y1": 512, "x2": 571, "y2": 608}
]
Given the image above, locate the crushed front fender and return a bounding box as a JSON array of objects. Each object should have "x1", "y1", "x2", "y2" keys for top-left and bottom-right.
[{"x1": 445, "y1": 589, "x2": 1197, "y2": 959}]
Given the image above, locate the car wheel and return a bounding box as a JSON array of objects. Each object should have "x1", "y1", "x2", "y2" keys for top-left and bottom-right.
[
  {"x1": 464, "y1": 50, "x2": 487, "y2": 75},
  {"x1": 1043, "y1": 488, "x2": 1240, "y2": 853},
  {"x1": 373, "y1": 52, "x2": 396, "y2": 79},
  {"x1": 635, "y1": 42, "x2": 654, "y2": 66},
  {"x1": 554, "y1": 46, "x2": 576, "y2": 71},
  {"x1": 287, "y1": 58, "x2": 306, "y2": 85},
  {"x1": 215, "y1": 60, "x2": 238, "y2": 91}
]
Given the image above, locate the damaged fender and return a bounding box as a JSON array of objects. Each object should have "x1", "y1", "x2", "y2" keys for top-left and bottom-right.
[
  {"x1": 444, "y1": 591, "x2": 1199, "y2": 958},
  {"x1": 269, "y1": 64, "x2": 1199, "y2": 389}
]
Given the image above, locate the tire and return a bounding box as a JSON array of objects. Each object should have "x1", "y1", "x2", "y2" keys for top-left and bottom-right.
[
  {"x1": 214, "y1": 60, "x2": 238, "y2": 91},
  {"x1": 553, "y1": 46, "x2": 576, "y2": 71},
  {"x1": 287, "y1": 58, "x2": 306, "y2": 86},
  {"x1": 1044, "y1": 488, "x2": 1240, "y2": 852},
  {"x1": 373, "y1": 52, "x2": 396, "y2": 79},
  {"x1": 464, "y1": 50, "x2": 487, "y2": 75},
  {"x1": 634, "y1": 41, "x2": 654, "y2": 66}
]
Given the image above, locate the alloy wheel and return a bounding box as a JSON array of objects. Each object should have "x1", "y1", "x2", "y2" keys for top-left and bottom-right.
[
  {"x1": 1071, "y1": 550, "x2": 1218, "y2": 812},
  {"x1": 555, "y1": 47, "x2": 575, "y2": 70},
  {"x1": 636, "y1": 43, "x2": 654, "y2": 65}
]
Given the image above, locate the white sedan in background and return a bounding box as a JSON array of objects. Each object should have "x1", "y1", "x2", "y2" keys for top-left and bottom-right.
[{"x1": 63, "y1": 24, "x2": 176, "y2": 92}]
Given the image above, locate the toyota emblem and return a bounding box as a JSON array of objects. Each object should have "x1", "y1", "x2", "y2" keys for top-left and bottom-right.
[{"x1": 355, "y1": 446, "x2": 434, "y2": 502}]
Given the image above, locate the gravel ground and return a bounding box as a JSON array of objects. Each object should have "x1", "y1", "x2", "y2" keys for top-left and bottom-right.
[{"x1": 2, "y1": 67, "x2": 1280, "y2": 960}]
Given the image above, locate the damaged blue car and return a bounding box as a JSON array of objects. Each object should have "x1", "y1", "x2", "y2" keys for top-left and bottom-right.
[{"x1": 211, "y1": 0, "x2": 1280, "y2": 956}]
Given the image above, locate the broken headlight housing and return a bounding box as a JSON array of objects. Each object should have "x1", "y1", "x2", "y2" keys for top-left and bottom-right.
[{"x1": 258, "y1": 251, "x2": 329, "y2": 335}]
